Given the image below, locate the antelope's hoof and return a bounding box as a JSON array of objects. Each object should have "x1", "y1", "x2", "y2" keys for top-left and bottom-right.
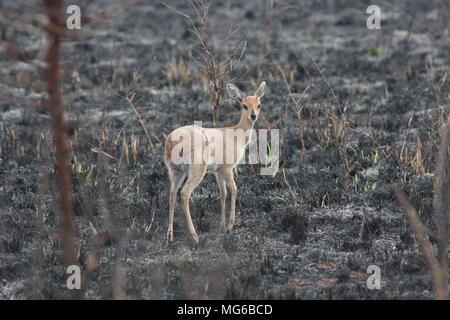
[
  {"x1": 225, "y1": 224, "x2": 234, "y2": 233},
  {"x1": 191, "y1": 234, "x2": 199, "y2": 244}
]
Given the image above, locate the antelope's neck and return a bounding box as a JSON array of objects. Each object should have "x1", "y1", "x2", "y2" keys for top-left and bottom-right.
[
  {"x1": 232, "y1": 112, "x2": 254, "y2": 146},
  {"x1": 234, "y1": 112, "x2": 254, "y2": 131}
]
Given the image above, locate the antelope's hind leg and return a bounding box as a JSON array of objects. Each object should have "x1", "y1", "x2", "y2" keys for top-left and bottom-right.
[
  {"x1": 167, "y1": 166, "x2": 186, "y2": 242},
  {"x1": 180, "y1": 164, "x2": 207, "y2": 243}
]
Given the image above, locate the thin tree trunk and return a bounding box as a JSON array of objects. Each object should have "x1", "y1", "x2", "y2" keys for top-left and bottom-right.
[
  {"x1": 43, "y1": 0, "x2": 77, "y2": 268},
  {"x1": 212, "y1": 90, "x2": 220, "y2": 127}
]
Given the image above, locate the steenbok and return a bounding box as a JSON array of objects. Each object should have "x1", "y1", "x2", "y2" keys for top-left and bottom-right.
[{"x1": 164, "y1": 81, "x2": 267, "y2": 243}]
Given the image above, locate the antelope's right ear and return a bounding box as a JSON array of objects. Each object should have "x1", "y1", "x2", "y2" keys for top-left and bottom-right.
[
  {"x1": 227, "y1": 83, "x2": 244, "y2": 101},
  {"x1": 254, "y1": 81, "x2": 267, "y2": 98}
]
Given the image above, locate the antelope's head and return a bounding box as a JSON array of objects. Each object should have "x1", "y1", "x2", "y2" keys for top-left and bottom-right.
[{"x1": 227, "y1": 81, "x2": 267, "y2": 123}]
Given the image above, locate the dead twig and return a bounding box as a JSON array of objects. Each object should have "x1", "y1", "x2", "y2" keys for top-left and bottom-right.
[
  {"x1": 90, "y1": 147, "x2": 117, "y2": 160},
  {"x1": 282, "y1": 169, "x2": 298, "y2": 207},
  {"x1": 114, "y1": 91, "x2": 156, "y2": 154}
]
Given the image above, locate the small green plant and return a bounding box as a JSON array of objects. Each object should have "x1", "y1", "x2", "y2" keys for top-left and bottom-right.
[
  {"x1": 370, "y1": 149, "x2": 380, "y2": 165},
  {"x1": 335, "y1": 177, "x2": 342, "y2": 191},
  {"x1": 363, "y1": 182, "x2": 377, "y2": 192},
  {"x1": 84, "y1": 165, "x2": 95, "y2": 187},
  {"x1": 73, "y1": 160, "x2": 96, "y2": 187},
  {"x1": 84, "y1": 291, "x2": 101, "y2": 300},
  {"x1": 265, "y1": 143, "x2": 278, "y2": 178},
  {"x1": 368, "y1": 48, "x2": 382, "y2": 57},
  {"x1": 352, "y1": 175, "x2": 359, "y2": 191},
  {"x1": 74, "y1": 162, "x2": 84, "y2": 174}
]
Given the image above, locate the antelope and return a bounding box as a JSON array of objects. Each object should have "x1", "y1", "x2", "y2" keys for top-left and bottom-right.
[{"x1": 164, "y1": 81, "x2": 267, "y2": 243}]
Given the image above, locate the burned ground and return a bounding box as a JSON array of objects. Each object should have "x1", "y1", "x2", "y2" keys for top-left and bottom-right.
[{"x1": 0, "y1": 0, "x2": 449, "y2": 299}]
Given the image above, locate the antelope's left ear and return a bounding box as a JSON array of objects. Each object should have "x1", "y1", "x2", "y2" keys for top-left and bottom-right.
[
  {"x1": 227, "y1": 83, "x2": 244, "y2": 101},
  {"x1": 254, "y1": 81, "x2": 267, "y2": 99}
]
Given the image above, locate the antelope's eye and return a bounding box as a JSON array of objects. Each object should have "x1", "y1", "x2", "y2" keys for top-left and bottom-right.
[
  {"x1": 242, "y1": 104, "x2": 248, "y2": 110},
  {"x1": 257, "y1": 104, "x2": 261, "y2": 109}
]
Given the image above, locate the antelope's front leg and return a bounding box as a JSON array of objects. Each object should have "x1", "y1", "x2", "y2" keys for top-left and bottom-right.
[
  {"x1": 215, "y1": 172, "x2": 227, "y2": 232},
  {"x1": 223, "y1": 168, "x2": 237, "y2": 232}
]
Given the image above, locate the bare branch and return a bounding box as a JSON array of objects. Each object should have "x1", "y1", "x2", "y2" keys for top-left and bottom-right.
[
  {"x1": 113, "y1": 89, "x2": 156, "y2": 154},
  {"x1": 5, "y1": 44, "x2": 46, "y2": 70}
]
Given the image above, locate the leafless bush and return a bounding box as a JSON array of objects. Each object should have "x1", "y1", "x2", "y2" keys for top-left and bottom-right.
[{"x1": 163, "y1": 0, "x2": 246, "y2": 126}]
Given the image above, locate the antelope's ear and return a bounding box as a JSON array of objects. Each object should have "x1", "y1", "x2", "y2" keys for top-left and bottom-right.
[
  {"x1": 227, "y1": 83, "x2": 244, "y2": 101},
  {"x1": 254, "y1": 81, "x2": 267, "y2": 98}
]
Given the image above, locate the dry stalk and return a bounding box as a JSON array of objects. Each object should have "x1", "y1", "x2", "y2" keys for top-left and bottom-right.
[
  {"x1": 329, "y1": 107, "x2": 350, "y2": 192},
  {"x1": 282, "y1": 169, "x2": 298, "y2": 207},
  {"x1": 115, "y1": 91, "x2": 155, "y2": 154},
  {"x1": 166, "y1": 57, "x2": 192, "y2": 86}
]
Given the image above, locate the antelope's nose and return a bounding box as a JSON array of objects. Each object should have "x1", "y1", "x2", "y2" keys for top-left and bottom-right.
[{"x1": 250, "y1": 113, "x2": 256, "y2": 120}]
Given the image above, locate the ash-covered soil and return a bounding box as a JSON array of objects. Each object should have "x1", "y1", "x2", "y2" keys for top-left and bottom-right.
[{"x1": 0, "y1": 0, "x2": 449, "y2": 299}]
